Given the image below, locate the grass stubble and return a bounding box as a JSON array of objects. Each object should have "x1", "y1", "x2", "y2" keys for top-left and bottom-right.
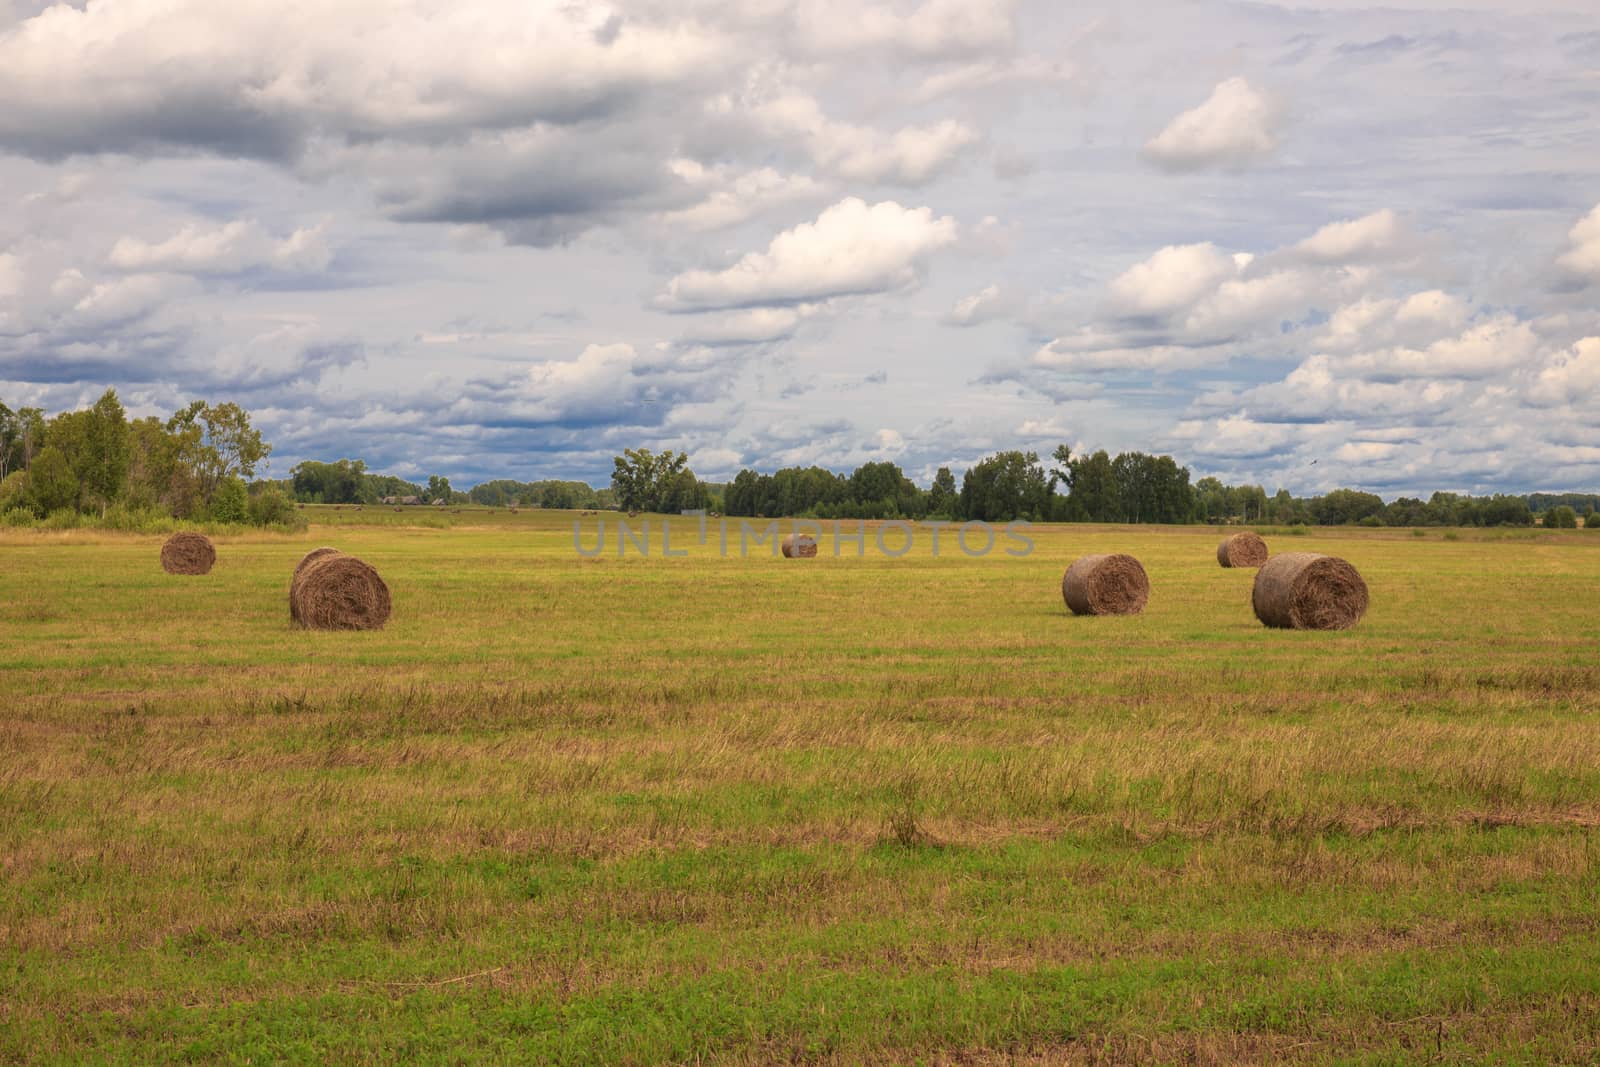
[{"x1": 2, "y1": 511, "x2": 1599, "y2": 1064}]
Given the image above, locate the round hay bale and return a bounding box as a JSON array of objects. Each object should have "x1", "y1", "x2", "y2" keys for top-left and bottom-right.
[
  {"x1": 1217, "y1": 531, "x2": 1269, "y2": 568},
  {"x1": 160, "y1": 532, "x2": 216, "y2": 575},
  {"x1": 1061, "y1": 554, "x2": 1148, "y2": 616},
  {"x1": 289, "y1": 547, "x2": 343, "y2": 625},
  {"x1": 1251, "y1": 552, "x2": 1368, "y2": 630},
  {"x1": 781, "y1": 533, "x2": 818, "y2": 558},
  {"x1": 289, "y1": 551, "x2": 391, "y2": 631}
]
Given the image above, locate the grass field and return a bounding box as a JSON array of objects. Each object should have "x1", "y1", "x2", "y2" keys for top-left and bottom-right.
[{"x1": 3, "y1": 510, "x2": 1599, "y2": 1064}]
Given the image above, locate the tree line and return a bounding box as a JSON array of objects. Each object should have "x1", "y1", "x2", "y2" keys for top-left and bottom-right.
[
  {"x1": 0, "y1": 392, "x2": 291, "y2": 527},
  {"x1": 5, "y1": 393, "x2": 1594, "y2": 529}
]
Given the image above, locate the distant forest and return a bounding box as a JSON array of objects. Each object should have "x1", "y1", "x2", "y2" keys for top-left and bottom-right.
[{"x1": 4, "y1": 393, "x2": 1599, "y2": 529}]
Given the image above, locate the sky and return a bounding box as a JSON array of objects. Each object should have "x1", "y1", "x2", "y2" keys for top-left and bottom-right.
[{"x1": 1, "y1": 0, "x2": 1598, "y2": 496}]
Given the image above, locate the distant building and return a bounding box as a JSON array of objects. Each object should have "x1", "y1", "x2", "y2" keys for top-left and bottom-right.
[{"x1": 400, "y1": 495, "x2": 420, "y2": 506}]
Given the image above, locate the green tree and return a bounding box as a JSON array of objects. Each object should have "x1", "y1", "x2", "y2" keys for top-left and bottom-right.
[
  {"x1": 1545, "y1": 505, "x2": 1579, "y2": 529},
  {"x1": 959, "y1": 451, "x2": 1051, "y2": 522},
  {"x1": 77, "y1": 389, "x2": 131, "y2": 514},
  {"x1": 425, "y1": 474, "x2": 453, "y2": 504},
  {"x1": 1066, "y1": 450, "x2": 1118, "y2": 522},
  {"x1": 209, "y1": 477, "x2": 248, "y2": 523},
  {"x1": 170, "y1": 401, "x2": 270, "y2": 505},
  {"x1": 611, "y1": 448, "x2": 694, "y2": 513},
  {"x1": 26, "y1": 447, "x2": 78, "y2": 514},
  {"x1": 927, "y1": 467, "x2": 958, "y2": 518}
]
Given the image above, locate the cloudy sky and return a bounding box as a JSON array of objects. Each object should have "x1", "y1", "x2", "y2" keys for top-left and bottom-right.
[{"x1": 2, "y1": 0, "x2": 1598, "y2": 495}]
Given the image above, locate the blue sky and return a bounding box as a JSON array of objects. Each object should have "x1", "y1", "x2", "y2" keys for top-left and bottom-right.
[{"x1": 1, "y1": 0, "x2": 1597, "y2": 495}]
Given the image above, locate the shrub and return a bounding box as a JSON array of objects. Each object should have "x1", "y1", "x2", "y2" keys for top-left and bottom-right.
[
  {"x1": 1545, "y1": 505, "x2": 1579, "y2": 529},
  {"x1": 247, "y1": 487, "x2": 298, "y2": 527},
  {"x1": 41, "y1": 508, "x2": 83, "y2": 530},
  {"x1": 2, "y1": 507, "x2": 36, "y2": 528},
  {"x1": 0, "y1": 471, "x2": 30, "y2": 515},
  {"x1": 209, "y1": 477, "x2": 249, "y2": 524}
]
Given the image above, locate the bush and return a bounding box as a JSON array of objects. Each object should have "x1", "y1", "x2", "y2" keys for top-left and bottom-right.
[
  {"x1": 0, "y1": 471, "x2": 30, "y2": 515},
  {"x1": 99, "y1": 503, "x2": 179, "y2": 534},
  {"x1": 1588, "y1": 513, "x2": 1600, "y2": 529},
  {"x1": 208, "y1": 478, "x2": 249, "y2": 524},
  {"x1": 247, "y1": 487, "x2": 298, "y2": 527},
  {"x1": 41, "y1": 508, "x2": 83, "y2": 530},
  {"x1": 2, "y1": 507, "x2": 36, "y2": 528},
  {"x1": 1545, "y1": 505, "x2": 1579, "y2": 529}
]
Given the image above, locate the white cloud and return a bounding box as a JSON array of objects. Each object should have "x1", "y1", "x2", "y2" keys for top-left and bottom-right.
[
  {"x1": 1336, "y1": 316, "x2": 1537, "y2": 381},
  {"x1": 0, "y1": 1, "x2": 724, "y2": 159},
  {"x1": 1557, "y1": 203, "x2": 1600, "y2": 281},
  {"x1": 1293, "y1": 210, "x2": 1409, "y2": 263},
  {"x1": 1142, "y1": 77, "x2": 1279, "y2": 171},
  {"x1": 1106, "y1": 243, "x2": 1239, "y2": 317},
  {"x1": 658, "y1": 198, "x2": 958, "y2": 311},
  {"x1": 791, "y1": 0, "x2": 1016, "y2": 61},
  {"x1": 1170, "y1": 414, "x2": 1299, "y2": 458},
  {"x1": 107, "y1": 219, "x2": 331, "y2": 274},
  {"x1": 1528, "y1": 336, "x2": 1600, "y2": 406},
  {"x1": 945, "y1": 283, "x2": 1011, "y2": 326},
  {"x1": 679, "y1": 306, "x2": 814, "y2": 345},
  {"x1": 757, "y1": 94, "x2": 978, "y2": 186},
  {"x1": 871, "y1": 427, "x2": 906, "y2": 453},
  {"x1": 657, "y1": 164, "x2": 825, "y2": 231}
]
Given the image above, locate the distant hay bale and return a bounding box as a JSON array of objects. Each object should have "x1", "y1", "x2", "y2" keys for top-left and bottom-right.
[
  {"x1": 1217, "y1": 531, "x2": 1269, "y2": 568},
  {"x1": 781, "y1": 533, "x2": 818, "y2": 558},
  {"x1": 160, "y1": 532, "x2": 216, "y2": 576},
  {"x1": 1061, "y1": 553, "x2": 1149, "y2": 616},
  {"x1": 289, "y1": 549, "x2": 391, "y2": 631},
  {"x1": 1252, "y1": 552, "x2": 1368, "y2": 630}
]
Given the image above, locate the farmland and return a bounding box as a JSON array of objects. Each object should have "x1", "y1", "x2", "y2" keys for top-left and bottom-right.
[{"x1": 3, "y1": 510, "x2": 1599, "y2": 1064}]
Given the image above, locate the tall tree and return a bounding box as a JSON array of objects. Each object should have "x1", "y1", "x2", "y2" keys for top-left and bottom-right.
[
  {"x1": 927, "y1": 466, "x2": 958, "y2": 518},
  {"x1": 1066, "y1": 450, "x2": 1118, "y2": 522},
  {"x1": 26, "y1": 447, "x2": 78, "y2": 514},
  {"x1": 170, "y1": 401, "x2": 270, "y2": 504}
]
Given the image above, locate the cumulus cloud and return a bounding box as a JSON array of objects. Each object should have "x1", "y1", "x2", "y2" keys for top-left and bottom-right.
[
  {"x1": 1106, "y1": 243, "x2": 1243, "y2": 317},
  {"x1": 1292, "y1": 209, "x2": 1410, "y2": 263},
  {"x1": 1142, "y1": 77, "x2": 1279, "y2": 171},
  {"x1": 789, "y1": 0, "x2": 1017, "y2": 61},
  {"x1": 656, "y1": 164, "x2": 825, "y2": 231},
  {"x1": 944, "y1": 283, "x2": 1015, "y2": 326},
  {"x1": 657, "y1": 198, "x2": 958, "y2": 312},
  {"x1": 1528, "y1": 336, "x2": 1600, "y2": 406},
  {"x1": 0, "y1": 1, "x2": 723, "y2": 161},
  {"x1": 1557, "y1": 203, "x2": 1600, "y2": 281},
  {"x1": 756, "y1": 94, "x2": 978, "y2": 186},
  {"x1": 108, "y1": 220, "x2": 332, "y2": 274}
]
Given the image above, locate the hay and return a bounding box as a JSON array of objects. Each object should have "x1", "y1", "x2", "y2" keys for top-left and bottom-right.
[
  {"x1": 1217, "y1": 531, "x2": 1269, "y2": 568},
  {"x1": 1251, "y1": 552, "x2": 1368, "y2": 630},
  {"x1": 160, "y1": 532, "x2": 216, "y2": 575},
  {"x1": 288, "y1": 547, "x2": 343, "y2": 625},
  {"x1": 1061, "y1": 553, "x2": 1149, "y2": 616},
  {"x1": 781, "y1": 533, "x2": 818, "y2": 558},
  {"x1": 288, "y1": 549, "x2": 391, "y2": 631}
]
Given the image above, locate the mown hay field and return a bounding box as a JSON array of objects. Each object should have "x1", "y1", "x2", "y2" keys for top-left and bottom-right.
[{"x1": 3, "y1": 511, "x2": 1599, "y2": 1064}]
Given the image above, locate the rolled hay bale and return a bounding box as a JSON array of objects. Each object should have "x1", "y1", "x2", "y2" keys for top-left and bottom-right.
[
  {"x1": 1061, "y1": 554, "x2": 1149, "y2": 616},
  {"x1": 1217, "y1": 531, "x2": 1269, "y2": 568},
  {"x1": 289, "y1": 550, "x2": 391, "y2": 631},
  {"x1": 289, "y1": 547, "x2": 343, "y2": 626},
  {"x1": 781, "y1": 533, "x2": 818, "y2": 558},
  {"x1": 160, "y1": 532, "x2": 216, "y2": 576},
  {"x1": 1251, "y1": 552, "x2": 1368, "y2": 630}
]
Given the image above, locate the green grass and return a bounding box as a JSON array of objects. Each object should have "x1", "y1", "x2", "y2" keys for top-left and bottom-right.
[{"x1": 3, "y1": 512, "x2": 1599, "y2": 1064}]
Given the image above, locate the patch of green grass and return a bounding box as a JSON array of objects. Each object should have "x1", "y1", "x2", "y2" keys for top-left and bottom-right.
[{"x1": 2, "y1": 515, "x2": 1599, "y2": 1063}]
